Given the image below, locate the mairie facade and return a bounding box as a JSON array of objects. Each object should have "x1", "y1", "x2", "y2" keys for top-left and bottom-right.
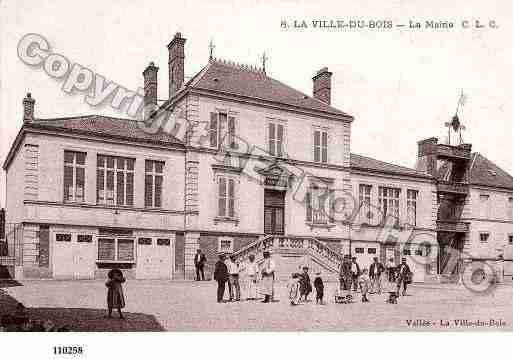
[{"x1": 2, "y1": 32, "x2": 513, "y2": 282}]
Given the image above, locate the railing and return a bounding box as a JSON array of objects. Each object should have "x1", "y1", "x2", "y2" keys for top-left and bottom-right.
[
  {"x1": 436, "y1": 221, "x2": 470, "y2": 233},
  {"x1": 436, "y1": 144, "x2": 471, "y2": 160},
  {"x1": 232, "y1": 235, "x2": 343, "y2": 272},
  {"x1": 436, "y1": 181, "x2": 469, "y2": 195},
  {"x1": 0, "y1": 223, "x2": 23, "y2": 265}
]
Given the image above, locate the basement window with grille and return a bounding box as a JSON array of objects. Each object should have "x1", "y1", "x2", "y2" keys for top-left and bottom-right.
[{"x1": 479, "y1": 233, "x2": 490, "y2": 243}]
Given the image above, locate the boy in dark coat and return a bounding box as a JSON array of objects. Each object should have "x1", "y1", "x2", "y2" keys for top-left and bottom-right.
[
  {"x1": 313, "y1": 271, "x2": 325, "y2": 305},
  {"x1": 214, "y1": 254, "x2": 229, "y2": 303},
  {"x1": 299, "y1": 266, "x2": 312, "y2": 301}
]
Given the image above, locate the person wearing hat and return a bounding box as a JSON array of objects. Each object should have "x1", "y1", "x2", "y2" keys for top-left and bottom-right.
[
  {"x1": 260, "y1": 250, "x2": 275, "y2": 303},
  {"x1": 299, "y1": 265, "x2": 312, "y2": 302},
  {"x1": 339, "y1": 255, "x2": 352, "y2": 292},
  {"x1": 214, "y1": 253, "x2": 229, "y2": 303},
  {"x1": 396, "y1": 258, "x2": 412, "y2": 296},
  {"x1": 369, "y1": 257, "x2": 385, "y2": 294},
  {"x1": 246, "y1": 254, "x2": 259, "y2": 300},
  {"x1": 350, "y1": 257, "x2": 361, "y2": 292},
  {"x1": 313, "y1": 271, "x2": 325, "y2": 305}
]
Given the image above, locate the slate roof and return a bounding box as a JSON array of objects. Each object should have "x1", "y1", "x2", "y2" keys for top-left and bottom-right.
[
  {"x1": 467, "y1": 153, "x2": 513, "y2": 190},
  {"x1": 26, "y1": 115, "x2": 184, "y2": 146},
  {"x1": 167, "y1": 59, "x2": 353, "y2": 119},
  {"x1": 350, "y1": 153, "x2": 432, "y2": 179}
]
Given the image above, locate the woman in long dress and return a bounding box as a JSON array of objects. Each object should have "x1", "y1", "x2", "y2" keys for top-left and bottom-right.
[
  {"x1": 260, "y1": 251, "x2": 275, "y2": 303},
  {"x1": 106, "y1": 268, "x2": 126, "y2": 319}
]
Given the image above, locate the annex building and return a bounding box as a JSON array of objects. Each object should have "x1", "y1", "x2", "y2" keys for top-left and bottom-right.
[{"x1": 2, "y1": 33, "x2": 513, "y2": 283}]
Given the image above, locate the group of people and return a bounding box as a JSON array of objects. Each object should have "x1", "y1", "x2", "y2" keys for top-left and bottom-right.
[
  {"x1": 214, "y1": 250, "x2": 276, "y2": 303},
  {"x1": 339, "y1": 255, "x2": 412, "y2": 302},
  {"x1": 287, "y1": 266, "x2": 325, "y2": 305},
  {"x1": 212, "y1": 249, "x2": 413, "y2": 305}
]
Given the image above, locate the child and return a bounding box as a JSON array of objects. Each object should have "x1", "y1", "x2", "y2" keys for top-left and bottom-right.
[
  {"x1": 358, "y1": 268, "x2": 371, "y2": 303},
  {"x1": 313, "y1": 271, "x2": 324, "y2": 305},
  {"x1": 288, "y1": 273, "x2": 301, "y2": 305},
  {"x1": 299, "y1": 266, "x2": 312, "y2": 302}
]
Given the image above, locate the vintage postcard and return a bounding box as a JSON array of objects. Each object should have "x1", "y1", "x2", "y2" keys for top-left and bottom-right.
[{"x1": 1, "y1": 0, "x2": 512, "y2": 345}]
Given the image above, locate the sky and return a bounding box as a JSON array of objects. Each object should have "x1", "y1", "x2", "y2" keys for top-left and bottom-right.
[{"x1": 1, "y1": 0, "x2": 512, "y2": 208}]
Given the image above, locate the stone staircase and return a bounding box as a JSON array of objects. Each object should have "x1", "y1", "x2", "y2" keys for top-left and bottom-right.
[{"x1": 232, "y1": 235, "x2": 343, "y2": 281}]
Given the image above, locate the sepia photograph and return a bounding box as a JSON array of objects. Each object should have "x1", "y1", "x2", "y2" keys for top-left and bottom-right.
[{"x1": 1, "y1": 1, "x2": 512, "y2": 351}]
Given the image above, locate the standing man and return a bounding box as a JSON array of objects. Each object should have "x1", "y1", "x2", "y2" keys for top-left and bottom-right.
[
  {"x1": 260, "y1": 250, "x2": 275, "y2": 303},
  {"x1": 214, "y1": 253, "x2": 229, "y2": 303},
  {"x1": 369, "y1": 257, "x2": 385, "y2": 294},
  {"x1": 339, "y1": 255, "x2": 352, "y2": 292},
  {"x1": 396, "y1": 258, "x2": 412, "y2": 296},
  {"x1": 194, "y1": 249, "x2": 207, "y2": 281},
  {"x1": 227, "y1": 255, "x2": 241, "y2": 301},
  {"x1": 351, "y1": 256, "x2": 361, "y2": 292},
  {"x1": 246, "y1": 254, "x2": 259, "y2": 300}
]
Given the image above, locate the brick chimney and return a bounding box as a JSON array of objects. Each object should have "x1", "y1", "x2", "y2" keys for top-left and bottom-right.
[
  {"x1": 312, "y1": 67, "x2": 332, "y2": 105},
  {"x1": 23, "y1": 93, "x2": 35, "y2": 122},
  {"x1": 167, "y1": 32, "x2": 186, "y2": 99},
  {"x1": 416, "y1": 137, "x2": 438, "y2": 176},
  {"x1": 143, "y1": 62, "x2": 159, "y2": 120}
]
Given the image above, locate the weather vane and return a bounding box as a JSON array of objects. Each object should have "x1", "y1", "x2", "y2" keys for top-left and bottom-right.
[
  {"x1": 209, "y1": 39, "x2": 215, "y2": 60},
  {"x1": 261, "y1": 52, "x2": 268, "y2": 74},
  {"x1": 445, "y1": 90, "x2": 467, "y2": 145}
]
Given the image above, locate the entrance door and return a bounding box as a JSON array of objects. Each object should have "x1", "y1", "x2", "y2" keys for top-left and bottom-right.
[
  {"x1": 53, "y1": 233, "x2": 74, "y2": 279},
  {"x1": 156, "y1": 238, "x2": 173, "y2": 279},
  {"x1": 264, "y1": 190, "x2": 285, "y2": 235},
  {"x1": 74, "y1": 234, "x2": 96, "y2": 279},
  {"x1": 136, "y1": 237, "x2": 173, "y2": 279},
  {"x1": 137, "y1": 237, "x2": 156, "y2": 279}
]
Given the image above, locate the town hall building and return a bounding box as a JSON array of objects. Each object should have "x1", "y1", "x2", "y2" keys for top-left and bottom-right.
[{"x1": 2, "y1": 33, "x2": 513, "y2": 283}]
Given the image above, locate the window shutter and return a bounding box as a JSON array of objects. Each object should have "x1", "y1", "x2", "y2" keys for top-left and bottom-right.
[
  {"x1": 228, "y1": 116, "x2": 236, "y2": 149},
  {"x1": 314, "y1": 130, "x2": 320, "y2": 162},
  {"x1": 228, "y1": 179, "x2": 235, "y2": 218},
  {"x1": 277, "y1": 124, "x2": 283, "y2": 157},
  {"x1": 210, "y1": 112, "x2": 218, "y2": 148},
  {"x1": 269, "y1": 123, "x2": 276, "y2": 156},
  {"x1": 219, "y1": 113, "x2": 227, "y2": 147},
  {"x1": 321, "y1": 131, "x2": 328, "y2": 163},
  {"x1": 306, "y1": 192, "x2": 312, "y2": 222},
  {"x1": 144, "y1": 175, "x2": 153, "y2": 207},
  {"x1": 218, "y1": 177, "x2": 227, "y2": 217}
]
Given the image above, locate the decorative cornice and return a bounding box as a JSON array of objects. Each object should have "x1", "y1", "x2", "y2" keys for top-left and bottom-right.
[
  {"x1": 189, "y1": 88, "x2": 353, "y2": 123},
  {"x1": 23, "y1": 200, "x2": 188, "y2": 215},
  {"x1": 211, "y1": 164, "x2": 243, "y2": 174}
]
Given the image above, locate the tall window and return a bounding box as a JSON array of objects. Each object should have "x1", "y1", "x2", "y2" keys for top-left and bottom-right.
[
  {"x1": 209, "y1": 112, "x2": 236, "y2": 149},
  {"x1": 97, "y1": 155, "x2": 135, "y2": 206},
  {"x1": 313, "y1": 129, "x2": 328, "y2": 163},
  {"x1": 359, "y1": 184, "x2": 372, "y2": 224},
  {"x1": 306, "y1": 183, "x2": 332, "y2": 224},
  {"x1": 508, "y1": 198, "x2": 513, "y2": 220},
  {"x1": 145, "y1": 160, "x2": 164, "y2": 208},
  {"x1": 268, "y1": 122, "x2": 284, "y2": 157},
  {"x1": 379, "y1": 186, "x2": 400, "y2": 225},
  {"x1": 479, "y1": 194, "x2": 490, "y2": 219},
  {"x1": 64, "y1": 151, "x2": 86, "y2": 203},
  {"x1": 407, "y1": 189, "x2": 418, "y2": 226},
  {"x1": 217, "y1": 176, "x2": 237, "y2": 218}
]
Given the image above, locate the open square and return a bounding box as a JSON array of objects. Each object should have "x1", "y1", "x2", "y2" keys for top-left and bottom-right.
[{"x1": 2, "y1": 279, "x2": 511, "y2": 331}]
